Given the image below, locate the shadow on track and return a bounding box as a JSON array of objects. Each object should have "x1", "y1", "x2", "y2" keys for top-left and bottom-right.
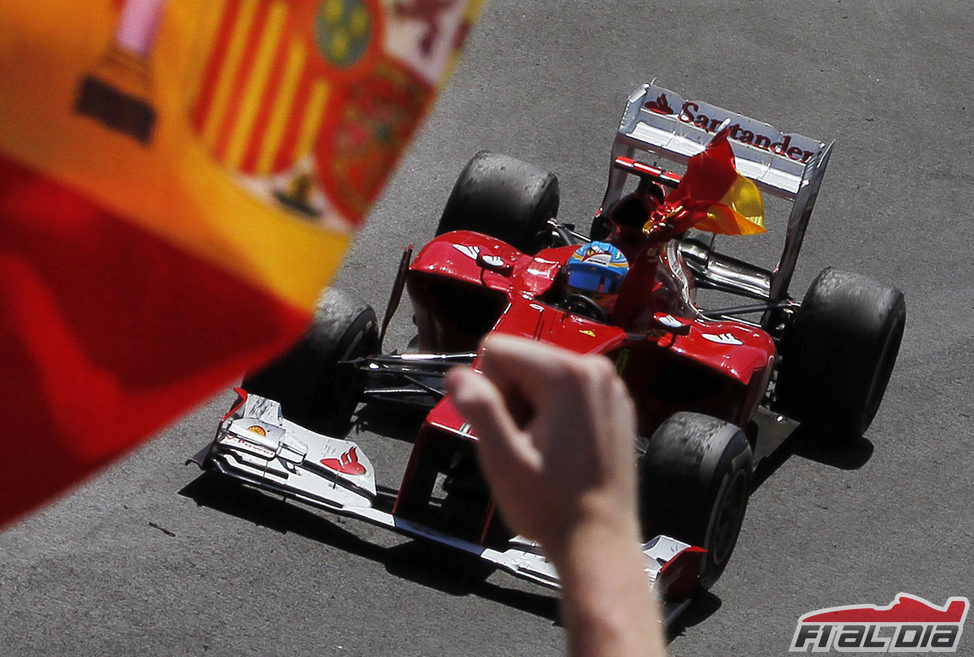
[
  {"x1": 666, "y1": 592, "x2": 722, "y2": 642},
  {"x1": 178, "y1": 470, "x2": 559, "y2": 623},
  {"x1": 352, "y1": 403, "x2": 428, "y2": 443},
  {"x1": 752, "y1": 423, "x2": 875, "y2": 492},
  {"x1": 181, "y1": 407, "x2": 875, "y2": 638}
]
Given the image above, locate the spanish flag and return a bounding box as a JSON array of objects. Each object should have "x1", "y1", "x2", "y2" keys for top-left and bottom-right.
[
  {"x1": 0, "y1": 0, "x2": 482, "y2": 526},
  {"x1": 664, "y1": 128, "x2": 765, "y2": 236}
]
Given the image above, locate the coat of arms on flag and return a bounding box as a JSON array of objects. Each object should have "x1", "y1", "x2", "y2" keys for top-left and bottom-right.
[{"x1": 187, "y1": 0, "x2": 478, "y2": 229}]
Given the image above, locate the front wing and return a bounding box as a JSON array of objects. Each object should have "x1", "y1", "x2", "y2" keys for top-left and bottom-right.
[{"x1": 189, "y1": 393, "x2": 705, "y2": 620}]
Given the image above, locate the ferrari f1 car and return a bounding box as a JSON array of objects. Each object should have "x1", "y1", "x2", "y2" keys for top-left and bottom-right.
[{"x1": 191, "y1": 83, "x2": 905, "y2": 613}]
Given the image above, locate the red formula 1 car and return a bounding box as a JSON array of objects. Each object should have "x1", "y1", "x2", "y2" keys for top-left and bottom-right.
[{"x1": 191, "y1": 83, "x2": 905, "y2": 613}]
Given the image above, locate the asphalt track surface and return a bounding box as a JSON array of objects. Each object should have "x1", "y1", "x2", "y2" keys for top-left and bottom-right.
[{"x1": 3, "y1": 2, "x2": 973, "y2": 656}]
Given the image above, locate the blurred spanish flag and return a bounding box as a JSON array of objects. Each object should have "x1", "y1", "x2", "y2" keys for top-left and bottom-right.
[
  {"x1": 664, "y1": 128, "x2": 765, "y2": 236},
  {"x1": 0, "y1": 0, "x2": 482, "y2": 526}
]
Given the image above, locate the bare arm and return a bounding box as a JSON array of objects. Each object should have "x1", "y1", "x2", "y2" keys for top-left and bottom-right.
[{"x1": 445, "y1": 335, "x2": 667, "y2": 657}]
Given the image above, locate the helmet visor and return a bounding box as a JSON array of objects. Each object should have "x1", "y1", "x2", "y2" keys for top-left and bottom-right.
[{"x1": 567, "y1": 264, "x2": 625, "y2": 295}]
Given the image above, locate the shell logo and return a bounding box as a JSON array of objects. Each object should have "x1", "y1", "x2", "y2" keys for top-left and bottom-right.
[{"x1": 247, "y1": 425, "x2": 268, "y2": 437}]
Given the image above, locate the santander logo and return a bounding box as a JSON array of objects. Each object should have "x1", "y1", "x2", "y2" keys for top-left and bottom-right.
[
  {"x1": 644, "y1": 93, "x2": 674, "y2": 114},
  {"x1": 321, "y1": 447, "x2": 367, "y2": 476},
  {"x1": 643, "y1": 92, "x2": 817, "y2": 164}
]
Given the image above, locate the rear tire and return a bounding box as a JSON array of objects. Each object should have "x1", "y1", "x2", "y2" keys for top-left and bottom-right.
[
  {"x1": 436, "y1": 151, "x2": 559, "y2": 254},
  {"x1": 241, "y1": 288, "x2": 378, "y2": 436},
  {"x1": 637, "y1": 412, "x2": 752, "y2": 591},
  {"x1": 775, "y1": 267, "x2": 906, "y2": 439}
]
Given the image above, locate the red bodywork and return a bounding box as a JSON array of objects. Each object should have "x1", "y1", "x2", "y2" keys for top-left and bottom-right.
[{"x1": 392, "y1": 228, "x2": 775, "y2": 553}]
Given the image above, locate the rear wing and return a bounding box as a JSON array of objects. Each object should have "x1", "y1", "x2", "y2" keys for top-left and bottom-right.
[{"x1": 600, "y1": 83, "x2": 834, "y2": 304}]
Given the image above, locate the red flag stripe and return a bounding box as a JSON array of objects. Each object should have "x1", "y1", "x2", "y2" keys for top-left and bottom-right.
[
  {"x1": 273, "y1": 66, "x2": 319, "y2": 171},
  {"x1": 0, "y1": 154, "x2": 309, "y2": 525},
  {"x1": 211, "y1": 0, "x2": 272, "y2": 163},
  {"x1": 191, "y1": 0, "x2": 243, "y2": 134},
  {"x1": 192, "y1": 0, "x2": 315, "y2": 175},
  {"x1": 238, "y1": 20, "x2": 293, "y2": 174}
]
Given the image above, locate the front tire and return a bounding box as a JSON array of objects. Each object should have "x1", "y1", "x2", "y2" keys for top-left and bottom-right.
[
  {"x1": 241, "y1": 288, "x2": 378, "y2": 436},
  {"x1": 436, "y1": 151, "x2": 560, "y2": 254},
  {"x1": 775, "y1": 267, "x2": 906, "y2": 439},
  {"x1": 638, "y1": 412, "x2": 753, "y2": 590}
]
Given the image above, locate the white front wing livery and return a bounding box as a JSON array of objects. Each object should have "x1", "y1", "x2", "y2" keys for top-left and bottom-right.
[
  {"x1": 207, "y1": 395, "x2": 377, "y2": 509},
  {"x1": 194, "y1": 394, "x2": 703, "y2": 617}
]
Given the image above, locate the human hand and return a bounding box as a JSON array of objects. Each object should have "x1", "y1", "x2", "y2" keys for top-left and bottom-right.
[
  {"x1": 444, "y1": 334, "x2": 641, "y2": 557},
  {"x1": 446, "y1": 334, "x2": 667, "y2": 657}
]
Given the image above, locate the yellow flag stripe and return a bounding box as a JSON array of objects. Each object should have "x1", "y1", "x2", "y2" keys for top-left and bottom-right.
[
  {"x1": 720, "y1": 174, "x2": 765, "y2": 228},
  {"x1": 696, "y1": 205, "x2": 764, "y2": 235},
  {"x1": 257, "y1": 40, "x2": 307, "y2": 175},
  {"x1": 295, "y1": 81, "x2": 329, "y2": 162},
  {"x1": 201, "y1": 0, "x2": 259, "y2": 148},
  {"x1": 225, "y1": 1, "x2": 288, "y2": 171}
]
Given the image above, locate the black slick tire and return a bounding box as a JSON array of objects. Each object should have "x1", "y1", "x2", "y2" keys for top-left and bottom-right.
[
  {"x1": 775, "y1": 267, "x2": 906, "y2": 439},
  {"x1": 638, "y1": 412, "x2": 753, "y2": 591},
  {"x1": 241, "y1": 288, "x2": 378, "y2": 436},
  {"x1": 436, "y1": 151, "x2": 559, "y2": 254}
]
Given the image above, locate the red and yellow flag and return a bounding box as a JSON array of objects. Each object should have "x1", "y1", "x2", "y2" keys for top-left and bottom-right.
[
  {"x1": 664, "y1": 128, "x2": 765, "y2": 236},
  {"x1": 0, "y1": 0, "x2": 482, "y2": 526}
]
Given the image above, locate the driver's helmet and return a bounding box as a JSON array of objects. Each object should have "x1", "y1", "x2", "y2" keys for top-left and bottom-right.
[{"x1": 565, "y1": 242, "x2": 630, "y2": 313}]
